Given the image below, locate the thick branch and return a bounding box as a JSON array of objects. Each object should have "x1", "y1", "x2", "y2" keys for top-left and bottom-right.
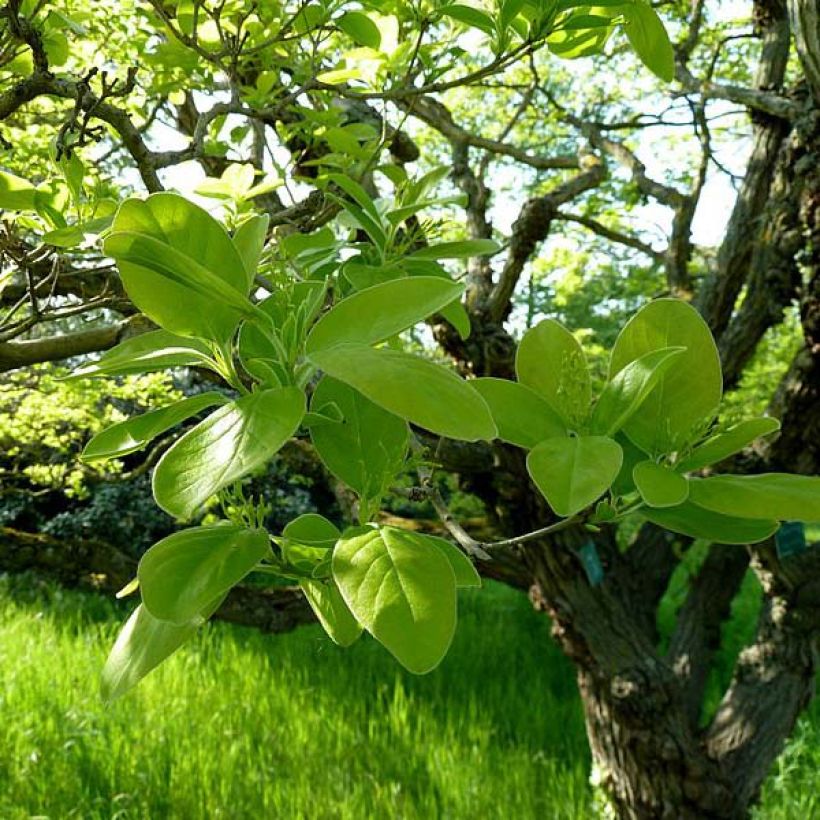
[
  {"x1": 400, "y1": 94, "x2": 578, "y2": 171},
  {"x1": 705, "y1": 541, "x2": 820, "y2": 812},
  {"x1": 666, "y1": 543, "x2": 750, "y2": 729},
  {"x1": 487, "y1": 158, "x2": 606, "y2": 322},
  {"x1": 0, "y1": 318, "x2": 137, "y2": 372}
]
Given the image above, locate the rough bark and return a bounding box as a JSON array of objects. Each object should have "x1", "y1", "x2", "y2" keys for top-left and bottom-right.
[{"x1": 698, "y1": 0, "x2": 792, "y2": 337}]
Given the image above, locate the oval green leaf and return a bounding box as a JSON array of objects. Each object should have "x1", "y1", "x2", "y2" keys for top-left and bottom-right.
[
  {"x1": 104, "y1": 193, "x2": 253, "y2": 342},
  {"x1": 337, "y1": 11, "x2": 381, "y2": 48},
  {"x1": 309, "y1": 376, "x2": 408, "y2": 499},
  {"x1": 633, "y1": 460, "x2": 689, "y2": 508},
  {"x1": 473, "y1": 377, "x2": 567, "y2": 449},
  {"x1": 232, "y1": 213, "x2": 269, "y2": 289},
  {"x1": 591, "y1": 347, "x2": 686, "y2": 436},
  {"x1": 332, "y1": 525, "x2": 457, "y2": 674},
  {"x1": 139, "y1": 525, "x2": 270, "y2": 624},
  {"x1": 688, "y1": 474, "x2": 820, "y2": 522},
  {"x1": 622, "y1": 3, "x2": 675, "y2": 82},
  {"x1": 641, "y1": 501, "x2": 779, "y2": 545},
  {"x1": 101, "y1": 596, "x2": 224, "y2": 701},
  {"x1": 65, "y1": 330, "x2": 214, "y2": 380},
  {"x1": 527, "y1": 435, "x2": 623, "y2": 517},
  {"x1": 309, "y1": 344, "x2": 496, "y2": 442},
  {"x1": 421, "y1": 533, "x2": 481, "y2": 588},
  {"x1": 609, "y1": 299, "x2": 721, "y2": 453},
  {"x1": 153, "y1": 386, "x2": 305, "y2": 519},
  {"x1": 305, "y1": 277, "x2": 464, "y2": 354},
  {"x1": 283, "y1": 512, "x2": 340, "y2": 548},
  {"x1": 409, "y1": 239, "x2": 500, "y2": 260},
  {"x1": 516, "y1": 318, "x2": 591, "y2": 426},
  {"x1": 677, "y1": 417, "x2": 781, "y2": 473},
  {"x1": 299, "y1": 579, "x2": 363, "y2": 646},
  {"x1": 82, "y1": 392, "x2": 227, "y2": 462}
]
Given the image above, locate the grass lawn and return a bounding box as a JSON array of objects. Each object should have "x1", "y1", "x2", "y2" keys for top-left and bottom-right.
[{"x1": 0, "y1": 571, "x2": 817, "y2": 819}]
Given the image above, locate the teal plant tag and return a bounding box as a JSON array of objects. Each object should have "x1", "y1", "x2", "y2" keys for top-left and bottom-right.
[
  {"x1": 577, "y1": 540, "x2": 604, "y2": 586},
  {"x1": 775, "y1": 521, "x2": 807, "y2": 559}
]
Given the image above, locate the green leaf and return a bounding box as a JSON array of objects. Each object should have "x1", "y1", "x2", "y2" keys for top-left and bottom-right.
[
  {"x1": 309, "y1": 344, "x2": 496, "y2": 442},
  {"x1": 421, "y1": 534, "x2": 481, "y2": 587},
  {"x1": 688, "y1": 474, "x2": 820, "y2": 522},
  {"x1": 516, "y1": 319, "x2": 591, "y2": 426},
  {"x1": 591, "y1": 347, "x2": 686, "y2": 436},
  {"x1": 611, "y1": 433, "x2": 649, "y2": 497},
  {"x1": 677, "y1": 417, "x2": 781, "y2": 472},
  {"x1": 233, "y1": 214, "x2": 269, "y2": 289},
  {"x1": 622, "y1": 2, "x2": 675, "y2": 82},
  {"x1": 409, "y1": 239, "x2": 500, "y2": 260},
  {"x1": 440, "y1": 4, "x2": 496, "y2": 35},
  {"x1": 309, "y1": 376, "x2": 408, "y2": 499},
  {"x1": 81, "y1": 392, "x2": 227, "y2": 462},
  {"x1": 337, "y1": 11, "x2": 382, "y2": 48},
  {"x1": 65, "y1": 330, "x2": 214, "y2": 379},
  {"x1": 305, "y1": 277, "x2": 464, "y2": 354},
  {"x1": 641, "y1": 501, "x2": 779, "y2": 545},
  {"x1": 332, "y1": 525, "x2": 457, "y2": 673},
  {"x1": 439, "y1": 300, "x2": 472, "y2": 340},
  {"x1": 473, "y1": 378, "x2": 567, "y2": 449},
  {"x1": 527, "y1": 435, "x2": 623, "y2": 517},
  {"x1": 283, "y1": 513, "x2": 340, "y2": 548},
  {"x1": 139, "y1": 525, "x2": 270, "y2": 623},
  {"x1": 633, "y1": 460, "x2": 689, "y2": 508},
  {"x1": 104, "y1": 193, "x2": 254, "y2": 342},
  {"x1": 609, "y1": 299, "x2": 722, "y2": 453},
  {"x1": 101, "y1": 597, "x2": 223, "y2": 701},
  {"x1": 0, "y1": 169, "x2": 38, "y2": 211},
  {"x1": 299, "y1": 579, "x2": 363, "y2": 646},
  {"x1": 153, "y1": 386, "x2": 305, "y2": 519}
]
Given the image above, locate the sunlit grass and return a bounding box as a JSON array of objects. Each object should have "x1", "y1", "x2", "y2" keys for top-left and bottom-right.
[
  {"x1": 0, "y1": 572, "x2": 817, "y2": 818},
  {"x1": 0, "y1": 575, "x2": 589, "y2": 819}
]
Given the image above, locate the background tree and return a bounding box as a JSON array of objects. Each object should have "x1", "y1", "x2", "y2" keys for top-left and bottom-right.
[{"x1": 1, "y1": 0, "x2": 819, "y2": 817}]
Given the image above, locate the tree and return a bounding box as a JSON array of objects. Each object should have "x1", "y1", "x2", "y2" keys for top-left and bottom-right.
[{"x1": 1, "y1": 0, "x2": 819, "y2": 816}]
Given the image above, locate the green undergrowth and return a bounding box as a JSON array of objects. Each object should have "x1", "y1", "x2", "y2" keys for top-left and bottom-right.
[{"x1": 0, "y1": 570, "x2": 817, "y2": 819}]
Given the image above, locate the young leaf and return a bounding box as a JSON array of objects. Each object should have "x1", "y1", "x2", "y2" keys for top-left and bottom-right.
[
  {"x1": 305, "y1": 277, "x2": 463, "y2": 354},
  {"x1": 420, "y1": 534, "x2": 481, "y2": 588},
  {"x1": 688, "y1": 474, "x2": 820, "y2": 522},
  {"x1": 81, "y1": 392, "x2": 227, "y2": 462},
  {"x1": 139, "y1": 525, "x2": 270, "y2": 623},
  {"x1": 64, "y1": 330, "x2": 214, "y2": 379},
  {"x1": 640, "y1": 501, "x2": 779, "y2": 545},
  {"x1": 590, "y1": 347, "x2": 686, "y2": 436},
  {"x1": 0, "y1": 169, "x2": 38, "y2": 211},
  {"x1": 101, "y1": 596, "x2": 224, "y2": 701},
  {"x1": 332, "y1": 525, "x2": 457, "y2": 674},
  {"x1": 440, "y1": 4, "x2": 496, "y2": 35},
  {"x1": 309, "y1": 377, "x2": 408, "y2": 500},
  {"x1": 337, "y1": 11, "x2": 381, "y2": 48},
  {"x1": 633, "y1": 460, "x2": 689, "y2": 508},
  {"x1": 299, "y1": 579, "x2": 363, "y2": 646},
  {"x1": 609, "y1": 299, "x2": 722, "y2": 453},
  {"x1": 308, "y1": 343, "x2": 497, "y2": 442},
  {"x1": 516, "y1": 319, "x2": 591, "y2": 426},
  {"x1": 527, "y1": 435, "x2": 623, "y2": 517},
  {"x1": 409, "y1": 239, "x2": 500, "y2": 260},
  {"x1": 283, "y1": 513, "x2": 340, "y2": 549},
  {"x1": 104, "y1": 193, "x2": 254, "y2": 342},
  {"x1": 677, "y1": 417, "x2": 781, "y2": 473},
  {"x1": 622, "y1": 2, "x2": 675, "y2": 82},
  {"x1": 611, "y1": 433, "x2": 650, "y2": 497},
  {"x1": 153, "y1": 386, "x2": 305, "y2": 519},
  {"x1": 473, "y1": 377, "x2": 567, "y2": 448},
  {"x1": 232, "y1": 214, "x2": 269, "y2": 289}
]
